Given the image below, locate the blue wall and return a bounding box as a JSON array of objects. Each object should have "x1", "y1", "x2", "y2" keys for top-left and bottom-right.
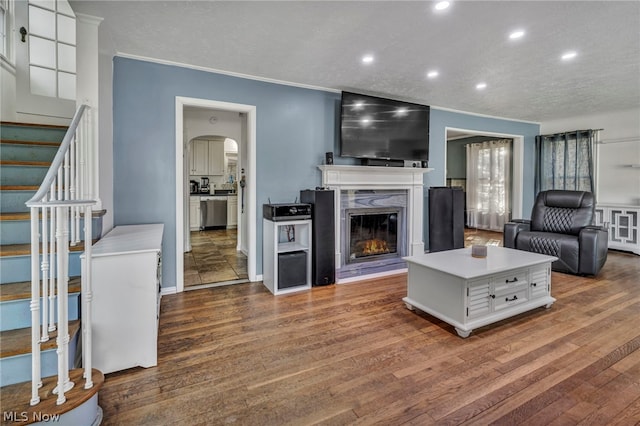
[
  {"x1": 425, "y1": 108, "x2": 540, "y2": 245},
  {"x1": 112, "y1": 57, "x2": 539, "y2": 287}
]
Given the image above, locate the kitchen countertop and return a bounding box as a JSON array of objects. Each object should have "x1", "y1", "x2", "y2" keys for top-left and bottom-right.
[{"x1": 191, "y1": 193, "x2": 237, "y2": 197}]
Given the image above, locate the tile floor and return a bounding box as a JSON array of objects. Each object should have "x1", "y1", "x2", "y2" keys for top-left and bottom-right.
[{"x1": 184, "y1": 228, "x2": 248, "y2": 288}]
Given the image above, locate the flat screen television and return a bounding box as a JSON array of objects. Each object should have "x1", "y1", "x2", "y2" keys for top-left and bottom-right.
[{"x1": 340, "y1": 91, "x2": 430, "y2": 163}]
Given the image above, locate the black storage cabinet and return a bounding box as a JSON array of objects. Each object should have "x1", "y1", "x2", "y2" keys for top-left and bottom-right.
[{"x1": 278, "y1": 251, "x2": 308, "y2": 289}]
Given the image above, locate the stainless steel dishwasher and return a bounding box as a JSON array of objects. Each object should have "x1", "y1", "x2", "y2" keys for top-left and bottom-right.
[{"x1": 200, "y1": 196, "x2": 227, "y2": 230}]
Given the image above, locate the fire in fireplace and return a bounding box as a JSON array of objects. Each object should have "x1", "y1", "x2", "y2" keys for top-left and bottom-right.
[{"x1": 346, "y1": 208, "x2": 401, "y2": 263}]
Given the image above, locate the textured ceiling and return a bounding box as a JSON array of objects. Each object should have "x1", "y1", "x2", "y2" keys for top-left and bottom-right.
[{"x1": 70, "y1": 0, "x2": 640, "y2": 123}]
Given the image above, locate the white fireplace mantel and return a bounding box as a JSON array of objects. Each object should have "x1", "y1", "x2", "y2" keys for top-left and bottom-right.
[{"x1": 318, "y1": 165, "x2": 433, "y2": 281}]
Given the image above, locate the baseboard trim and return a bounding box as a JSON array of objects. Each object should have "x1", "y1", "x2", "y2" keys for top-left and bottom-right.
[{"x1": 161, "y1": 286, "x2": 177, "y2": 295}]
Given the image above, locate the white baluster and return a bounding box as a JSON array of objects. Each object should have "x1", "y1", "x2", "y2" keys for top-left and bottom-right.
[
  {"x1": 40, "y1": 207, "x2": 50, "y2": 342},
  {"x1": 82, "y1": 204, "x2": 94, "y2": 388},
  {"x1": 48, "y1": 196, "x2": 57, "y2": 333},
  {"x1": 30, "y1": 207, "x2": 42, "y2": 406}
]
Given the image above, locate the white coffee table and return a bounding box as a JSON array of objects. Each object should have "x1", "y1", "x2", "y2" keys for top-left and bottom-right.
[{"x1": 403, "y1": 246, "x2": 557, "y2": 338}]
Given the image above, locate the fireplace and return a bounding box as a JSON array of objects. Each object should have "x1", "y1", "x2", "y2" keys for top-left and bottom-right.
[
  {"x1": 346, "y1": 208, "x2": 401, "y2": 264},
  {"x1": 317, "y1": 165, "x2": 432, "y2": 282},
  {"x1": 339, "y1": 189, "x2": 408, "y2": 278}
]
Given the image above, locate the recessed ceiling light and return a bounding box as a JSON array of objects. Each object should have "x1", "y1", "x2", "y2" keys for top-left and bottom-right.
[
  {"x1": 476, "y1": 82, "x2": 487, "y2": 90},
  {"x1": 509, "y1": 30, "x2": 525, "y2": 40},
  {"x1": 427, "y1": 70, "x2": 439, "y2": 79},
  {"x1": 561, "y1": 51, "x2": 577, "y2": 61},
  {"x1": 361, "y1": 54, "x2": 375, "y2": 64},
  {"x1": 434, "y1": 1, "x2": 450, "y2": 11}
]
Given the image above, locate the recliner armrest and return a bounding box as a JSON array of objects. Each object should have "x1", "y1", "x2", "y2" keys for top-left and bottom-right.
[
  {"x1": 578, "y1": 226, "x2": 609, "y2": 275},
  {"x1": 503, "y1": 220, "x2": 531, "y2": 248}
]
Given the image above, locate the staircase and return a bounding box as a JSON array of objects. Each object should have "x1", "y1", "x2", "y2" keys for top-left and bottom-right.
[{"x1": 0, "y1": 120, "x2": 104, "y2": 424}]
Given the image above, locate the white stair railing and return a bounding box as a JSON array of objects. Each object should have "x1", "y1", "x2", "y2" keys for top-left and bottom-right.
[{"x1": 26, "y1": 104, "x2": 96, "y2": 406}]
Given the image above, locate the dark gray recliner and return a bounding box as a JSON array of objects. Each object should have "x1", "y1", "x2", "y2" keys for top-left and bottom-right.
[{"x1": 504, "y1": 190, "x2": 608, "y2": 275}]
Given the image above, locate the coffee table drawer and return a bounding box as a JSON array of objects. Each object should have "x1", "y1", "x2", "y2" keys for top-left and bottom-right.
[
  {"x1": 493, "y1": 285, "x2": 529, "y2": 312},
  {"x1": 492, "y1": 271, "x2": 528, "y2": 293}
]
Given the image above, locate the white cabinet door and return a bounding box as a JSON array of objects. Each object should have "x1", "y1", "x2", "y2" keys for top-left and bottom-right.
[
  {"x1": 191, "y1": 140, "x2": 209, "y2": 175},
  {"x1": 189, "y1": 198, "x2": 201, "y2": 230},
  {"x1": 227, "y1": 196, "x2": 238, "y2": 228},
  {"x1": 208, "y1": 140, "x2": 225, "y2": 175}
]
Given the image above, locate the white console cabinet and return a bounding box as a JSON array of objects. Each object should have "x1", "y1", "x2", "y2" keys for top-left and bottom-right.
[
  {"x1": 594, "y1": 204, "x2": 640, "y2": 255},
  {"x1": 88, "y1": 224, "x2": 163, "y2": 373},
  {"x1": 263, "y1": 219, "x2": 311, "y2": 295}
]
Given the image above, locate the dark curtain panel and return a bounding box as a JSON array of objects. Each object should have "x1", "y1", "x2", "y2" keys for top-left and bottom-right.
[{"x1": 535, "y1": 130, "x2": 595, "y2": 196}]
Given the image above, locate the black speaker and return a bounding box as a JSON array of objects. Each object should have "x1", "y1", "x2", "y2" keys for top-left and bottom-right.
[
  {"x1": 278, "y1": 251, "x2": 307, "y2": 289},
  {"x1": 429, "y1": 187, "x2": 465, "y2": 252},
  {"x1": 300, "y1": 189, "x2": 335, "y2": 286},
  {"x1": 325, "y1": 152, "x2": 334, "y2": 165}
]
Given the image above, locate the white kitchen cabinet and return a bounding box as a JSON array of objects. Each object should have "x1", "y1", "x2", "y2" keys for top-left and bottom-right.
[
  {"x1": 191, "y1": 140, "x2": 209, "y2": 175},
  {"x1": 87, "y1": 224, "x2": 163, "y2": 374},
  {"x1": 189, "y1": 196, "x2": 201, "y2": 230},
  {"x1": 208, "y1": 140, "x2": 225, "y2": 175},
  {"x1": 227, "y1": 195, "x2": 238, "y2": 228}
]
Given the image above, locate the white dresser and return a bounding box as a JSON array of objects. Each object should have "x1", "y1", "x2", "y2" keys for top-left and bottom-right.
[{"x1": 88, "y1": 224, "x2": 163, "y2": 373}]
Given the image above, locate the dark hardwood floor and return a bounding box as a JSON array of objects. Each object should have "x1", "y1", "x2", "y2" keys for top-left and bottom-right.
[{"x1": 99, "y1": 248, "x2": 640, "y2": 425}]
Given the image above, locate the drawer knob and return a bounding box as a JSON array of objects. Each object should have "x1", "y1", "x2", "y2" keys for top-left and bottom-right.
[
  {"x1": 505, "y1": 277, "x2": 518, "y2": 283},
  {"x1": 505, "y1": 295, "x2": 518, "y2": 302},
  {"x1": 531, "y1": 282, "x2": 537, "y2": 287}
]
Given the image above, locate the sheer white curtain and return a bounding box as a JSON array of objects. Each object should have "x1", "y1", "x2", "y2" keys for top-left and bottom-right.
[{"x1": 466, "y1": 139, "x2": 512, "y2": 231}]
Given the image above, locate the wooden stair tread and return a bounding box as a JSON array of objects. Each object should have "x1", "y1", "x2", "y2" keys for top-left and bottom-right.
[
  {"x1": 1, "y1": 121, "x2": 68, "y2": 130},
  {"x1": 0, "y1": 277, "x2": 81, "y2": 303},
  {"x1": 0, "y1": 139, "x2": 60, "y2": 147},
  {"x1": 0, "y1": 320, "x2": 80, "y2": 358},
  {"x1": 0, "y1": 212, "x2": 36, "y2": 221},
  {"x1": 0, "y1": 160, "x2": 51, "y2": 167},
  {"x1": 0, "y1": 368, "x2": 103, "y2": 426},
  {"x1": 0, "y1": 185, "x2": 39, "y2": 191},
  {"x1": 0, "y1": 241, "x2": 91, "y2": 257}
]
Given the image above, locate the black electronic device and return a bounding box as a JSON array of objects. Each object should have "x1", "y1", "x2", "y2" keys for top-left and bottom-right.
[
  {"x1": 263, "y1": 203, "x2": 312, "y2": 221},
  {"x1": 300, "y1": 189, "x2": 335, "y2": 286},
  {"x1": 340, "y1": 91, "x2": 430, "y2": 163},
  {"x1": 429, "y1": 187, "x2": 465, "y2": 252},
  {"x1": 325, "y1": 152, "x2": 334, "y2": 165}
]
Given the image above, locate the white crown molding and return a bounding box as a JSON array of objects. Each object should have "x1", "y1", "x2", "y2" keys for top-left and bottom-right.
[
  {"x1": 75, "y1": 13, "x2": 104, "y2": 26},
  {"x1": 114, "y1": 52, "x2": 341, "y2": 94},
  {"x1": 431, "y1": 105, "x2": 540, "y2": 125},
  {"x1": 113, "y1": 54, "x2": 541, "y2": 125}
]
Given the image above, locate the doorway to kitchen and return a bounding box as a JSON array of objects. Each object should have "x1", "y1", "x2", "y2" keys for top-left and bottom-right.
[
  {"x1": 185, "y1": 134, "x2": 247, "y2": 289},
  {"x1": 175, "y1": 97, "x2": 257, "y2": 293}
]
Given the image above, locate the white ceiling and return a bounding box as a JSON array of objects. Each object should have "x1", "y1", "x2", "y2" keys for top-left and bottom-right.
[{"x1": 70, "y1": 0, "x2": 640, "y2": 123}]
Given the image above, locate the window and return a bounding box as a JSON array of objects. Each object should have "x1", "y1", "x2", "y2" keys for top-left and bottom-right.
[
  {"x1": 0, "y1": 0, "x2": 10, "y2": 59},
  {"x1": 535, "y1": 130, "x2": 596, "y2": 195},
  {"x1": 466, "y1": 139, "x2": 513, "y2": 231},
  {"x1": 27, "y1": 0, "x2": 76, "y2": 100}
]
